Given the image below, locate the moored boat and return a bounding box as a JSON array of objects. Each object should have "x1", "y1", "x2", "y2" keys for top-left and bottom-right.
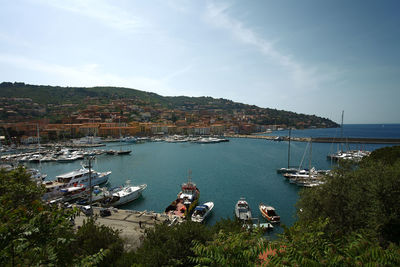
[
  {"x1": 235, "y1": 197, "x2": 252, "y2": 221},
  {"x1": 191, "y1": 202, "x2": 214, "y2": 223},
  {"x1": 165, "y1": 171, "x2": 200, "y2": 219},
  {"x1": 259, "y1": 203, "x2": 280, "y2": 223},
  {"x1": 59, "y1": 184, "x2": 87, "y2": 202},
  {"x1": 106, "y1": 181, "x2": 147, "y2": 207},
  {"x1": 42, "y1": 167, "x2": 111, "y2": 200}
]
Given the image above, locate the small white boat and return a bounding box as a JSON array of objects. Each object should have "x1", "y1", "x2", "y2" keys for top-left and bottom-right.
[
  {"x1": 108, "y1": 181, "x2": 147, "y2": 207},
  {"x1": 235, "y1": 197, "x2": 252, "y2": 221},
  {"x1": 191, "y1": 202, "x2": 214, "y2": 223}
]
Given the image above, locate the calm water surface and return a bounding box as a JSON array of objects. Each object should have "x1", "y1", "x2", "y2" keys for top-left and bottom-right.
[{"x1": 28, "y1": 125, "x2": 400, "y2": 237}]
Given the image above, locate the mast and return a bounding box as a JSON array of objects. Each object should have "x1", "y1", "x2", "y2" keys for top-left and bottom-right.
[
  {"x1": 188, "y1": 169, "x2": 192, "y2": 184},
  {"x1": 37, "y1": 123, "x2": 40, "y2": 154},
  {"x1": 309, "y1": 137, "x2": 312, "y2": 179},
  {"x1": 287, "y1": 128, "x2": 291, "y2": 169},
  {"x1": 119, "y1": 117, "x2": 122, "y2": 151},
  {"x1": 87, "y1": 156, "x2": 94, "y2": 217},
  {"x1": 340, "y1": 110, "x2": 344, "y2": 152}
]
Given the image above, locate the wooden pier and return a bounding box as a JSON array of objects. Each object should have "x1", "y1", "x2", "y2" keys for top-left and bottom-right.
[{"x1": 225, "y1": 134, "x2": 400, "y2": 144}]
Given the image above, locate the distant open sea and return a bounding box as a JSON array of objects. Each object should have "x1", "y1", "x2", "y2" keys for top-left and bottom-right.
[{"x1": 26, "y1": 124, "x2": 400, "y2": 238}]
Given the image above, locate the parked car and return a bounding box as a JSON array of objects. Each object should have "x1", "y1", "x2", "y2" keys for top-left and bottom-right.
[
  {"x1": 81, "y1": 205, "x2": 93, "y2": 216},
  {"x1": 100, "y1": 208, "x2": 111, "y2": 217}
]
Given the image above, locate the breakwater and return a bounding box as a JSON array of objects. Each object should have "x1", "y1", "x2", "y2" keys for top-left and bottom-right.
[{"x1": 226, "y1": 134, "x2": 400, "y2": 144}]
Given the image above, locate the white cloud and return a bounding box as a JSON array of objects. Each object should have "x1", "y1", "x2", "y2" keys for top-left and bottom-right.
[
  {"x1": 204, "y1": 2, "x2": 320, "y2": 91},
  {"x1": 36, "y1": 0, "x2": 143, "y2": 31},
  {"x1": 0, "y1": 53, "x2": 186, "y2": 96},
  {"x1": 0, "y1": 32, "x2": 32, "y2": 48}
]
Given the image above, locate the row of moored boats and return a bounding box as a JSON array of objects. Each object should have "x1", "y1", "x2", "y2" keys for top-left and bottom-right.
[{"x1": 163, "y1": 173, "x2": 279, "y2": 228}]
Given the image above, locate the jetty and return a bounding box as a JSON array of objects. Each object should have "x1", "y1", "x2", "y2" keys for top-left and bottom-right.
[{"x1": 225, "y1": 134, "x2": 400, "y2": 144}]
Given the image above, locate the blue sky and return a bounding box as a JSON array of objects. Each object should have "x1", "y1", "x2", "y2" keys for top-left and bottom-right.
[{"x1": 0, "y1": 0, "x2": 399, "y2": 124}]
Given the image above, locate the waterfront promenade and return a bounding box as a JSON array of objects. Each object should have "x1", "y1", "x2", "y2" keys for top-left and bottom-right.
[{"x1": 226, "y1": 134, "x2": 400, "y2": 144}]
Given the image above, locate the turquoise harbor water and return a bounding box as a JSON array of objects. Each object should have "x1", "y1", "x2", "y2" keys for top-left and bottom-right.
[{"x1": 26, "y1": 124, "x2": 399, "y2": 236}]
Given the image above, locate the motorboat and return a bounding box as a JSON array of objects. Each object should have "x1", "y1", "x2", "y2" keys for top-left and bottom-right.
[
  {"x1": 72, "y1": 136, "x2": 102, "y2": 145},
  {"x1": 235, "y1": 197, "x2": 252, "y2": 221},
  {"x1": 27, "y1": 168, "x2": 47, "y2": 182},
  {"x1": 106, "y1": 149, "x2": 131, "y2": 155},
  {"x1": 259, "y1": 203, "x2": 280, "y2": 223},
  {"x1": 165, "y1": 171, "x2": 200, "y2": 219},
  {"x1": 106, "y1": 181, "x2": 147, "y2": 207},
  {"x1": 121, "y1": 136, "x2": 137, "y2": 143},
  {"x1": 60, "y1": 184, "x2": 87, "y2": 202},
  {"x1": 42, "y1": 167, "x2": 111, "y2": 200},
  {"x1": 191, "y1": 202, "x2": 214, "y2": 223},
  {"x1": 194, "y1": 137, "x2": 228, "y2": 144}
]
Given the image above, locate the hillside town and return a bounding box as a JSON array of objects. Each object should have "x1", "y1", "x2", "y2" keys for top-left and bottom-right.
[{"x1": 0, "y1": 94, "x2": 334, "y2": 144}]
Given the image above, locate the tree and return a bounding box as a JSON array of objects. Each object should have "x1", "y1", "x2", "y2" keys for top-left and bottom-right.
[
  {"x1": 0, "y1": 167, "x2": 127, "y2": 266},
  {"x1": 264, "y1": 219, "x2": 400, "y2": 266},
  {"x1": 0, "y1": 167, "x2": 77, "y2": 266},
  {"x1": 191, "y1": 229, "x2": 266, "y2": 266},
  {"x1": 75, "y1": 217, "x2": 125, "y2": 267},
  {"x1": 296, "y1": 147, "x2": 400, "y2": 244},
  {"x1": 134, "y1": 221, "x2": 212, "y2": 266}
]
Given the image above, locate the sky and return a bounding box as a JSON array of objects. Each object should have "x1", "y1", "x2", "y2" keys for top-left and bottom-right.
[{"x1": 0, "y1": 0, "x2": 399, "y2": 124}]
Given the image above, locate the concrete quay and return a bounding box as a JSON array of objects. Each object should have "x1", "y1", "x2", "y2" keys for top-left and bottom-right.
[
  {"x1": 74, "y1": 207, "x2": 174, "y2": 251},
  {"x1": 225, "y1": 134, "x2": 400, "y2": 144}
]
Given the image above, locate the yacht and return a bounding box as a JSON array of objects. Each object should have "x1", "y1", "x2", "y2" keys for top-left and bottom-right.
[
  {"x1": 42, "y1": 167, "x2": 111, "y2": 199},
  {"x1": 106, "y1": 181, "x2": 147, "y2": 207}
]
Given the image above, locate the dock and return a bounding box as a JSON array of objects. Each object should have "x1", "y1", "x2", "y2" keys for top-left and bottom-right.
[{"x1": 225, "y1": 134, "x2": 400, "y2": 144}]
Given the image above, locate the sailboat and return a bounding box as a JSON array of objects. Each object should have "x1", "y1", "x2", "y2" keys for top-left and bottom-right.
[
  {"x1": 277, "y1": 128, "x2": 301, "y2": 174},
  {"x1": 107, "y1": 117, "x2": 131, "y2": 155},
  {"x1": 284, "y1": 138, "x2": 328, "y2": 187},
  {"x1": 327, "y1": 111, "x2": 370, "y2": 162}
]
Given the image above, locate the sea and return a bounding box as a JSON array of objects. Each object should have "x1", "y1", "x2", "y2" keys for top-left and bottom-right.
[{"x1": 26, "y1": 124, "x2": 400, "y2": 237}]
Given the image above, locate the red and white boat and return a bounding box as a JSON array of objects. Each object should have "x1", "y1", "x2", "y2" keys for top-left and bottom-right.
[{"x1": 259, "y1": 203, "x2": 280, "y2": 223}]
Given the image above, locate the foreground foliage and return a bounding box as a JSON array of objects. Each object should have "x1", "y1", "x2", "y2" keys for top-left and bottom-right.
[
  {"x1": 191, "y1": 228, "x2": 265, "y2": 266},
  {"x1": 297, "y1": 151, "x2": 400, "y2": 244},
  {"x1": 264, "y1": 219, "x2": 400, "y2": 266},
  {"x1": 0, "y1": 167, "x2": 126, "y2": 266}
]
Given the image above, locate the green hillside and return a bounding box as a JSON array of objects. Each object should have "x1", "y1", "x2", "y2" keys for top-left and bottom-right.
[{"x1": 0, "y1": 82, "x2": 338, "y2": 127}]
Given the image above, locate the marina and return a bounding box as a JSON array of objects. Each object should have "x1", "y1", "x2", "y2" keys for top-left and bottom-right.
[{"x1": 1, "y1": 124, "x2": 399, "y2": 236}]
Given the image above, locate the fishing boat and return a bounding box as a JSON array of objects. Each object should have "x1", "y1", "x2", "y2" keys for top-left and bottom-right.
[
  {"x1": 191, "y1": 202, "x2": 214, "y2": 223},
  {"x1": 235, "y1": 197, "x2": 252, "y2": 221},
  {"x1": 165, "y1": 170, "x2": 200, "y2": 219},
  {"x1": 259, "y1": 203, "x2": 280, "y2": 223},
  {"x1": 106, "y1": 181, "x2": 147, "y2": 207}
]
